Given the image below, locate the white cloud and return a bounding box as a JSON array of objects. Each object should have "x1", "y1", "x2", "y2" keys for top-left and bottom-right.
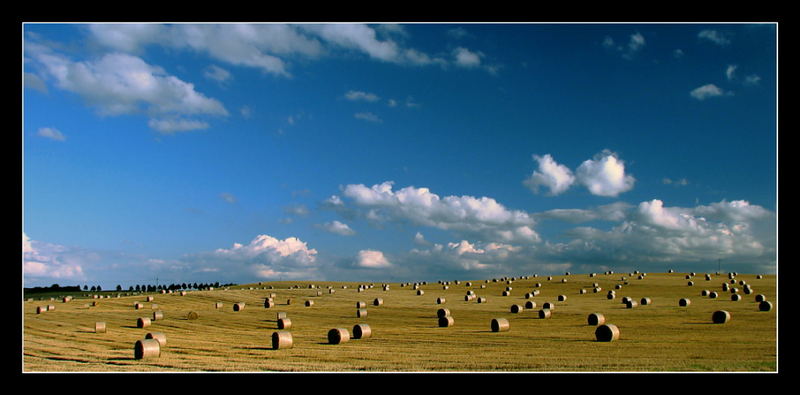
[
  {"x1": 690, "y1": 84, "x2": 726, "y2": 100},
  {"x1": 354, "y1": 112, "x2": 382, "y2": 123},
  {"x1": 36, "y1": 127, "x2": 66, "y2": 141},
  {"x1": 204, "y1": 64, "x2": 232, "y2": 82},
  {"x1": 148, "y1": 118, "x2": 210, "y2": 134},
  {"x1": 603, "y1": 33, "x2": 645, "y2": 59},
  {"x1": 209, "y1": 234, "x2": 319, "y2": 279},
  {"x1": 575, "y1": 151, "x2": 635, "y2": 197},
  {"x1": 744, "y1": 74, "x2": 761, "y2": 86},
  {"x1": 356, "y1": 249, "x2": 391, "y2": 268},
  {"x1": 341, "y1": 181, "x2": 540, "y2": 244},
  {"x1": 447, "y1": 27, "x2": 469, "y2": 39},
  {"x1": 698, "y1": 29, "x2": 731, "y2": 46},
  {"x1": 318, "y1": 220, "x2": 356, "y2": 236},
  {"x1": 453, "y1": 47, "x2": 482, "y2": 68},
  {"x1": 23, "y1": 233, "x2": 87, "y2": 282},
  {"x1": 26, "y1": 44, "x2": 228, "y2": 132},
  {"x1": 414, "y1": 231, "x2": 430, "y2": 245},
  {"x1": 726, "y1": 64, "x2": 737, "y2": 80},
  {"x1": 345, "y1": 90, "x2": 380, "y2": 102},
  {"x1": 628, "y1": 32, "x2": 645, "y2": 52},
  {"x1": 523, "y1": 154, "x2": 576, "y2": 195},
  {"x1": 673, "y1": 49, "x2": 684, "y2": 58}
]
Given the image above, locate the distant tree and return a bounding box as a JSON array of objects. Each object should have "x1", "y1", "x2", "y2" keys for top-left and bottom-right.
[
  {"x1": 128, "y1": 286, "x2": 134, "y2": 291},
  {"x1": 51, "y1": 284, "x2": 60, "y2": 289},
  {"x1": 83, "y1": 285, "x2": 89, "y2": 291},
  {"x1": 116, "y1": 285, "x2": 122, "y2": 291},
  {"x1": 90, "y1": 285, "x2": 97, "y2": 292},
  {"x1": 192, "y1": 282, "x2": 198, "y2": 290},
  {"x1": 135, "y1": 285, "x2": 141, "y2": 292},
  {"x1": 181, "y1": 283, "x2": 187, "y2": 290},
  {"x1": 97, "y1": 285, "x2": 102, "y2": 292},
  {"x1": 214, "y1": 282, "x2": 220, "y2": 288}
]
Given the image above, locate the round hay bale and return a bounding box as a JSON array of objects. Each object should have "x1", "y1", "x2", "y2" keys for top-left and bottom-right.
[
  {"x1": 417, "y1": 290, "x2": 425, "y2": 296},
  {"x1": 547, "y1": 276, "x2": 553, "y2": 281},
  {"x1": 709, "y1": 291, "x2": 718, "y2": 299},
  {"x1": 305, "y1": 300, "x2": 314, "y2": 307},
  {"x1": 491, "y1": 318, "x2": 510, "y2": 332},
  {"x1": 437, "y1": 297, "x2": 446, "y2": 304},
  {"x1": 187, "y1": 311, "x2": 199, "y2": 320},
  {"x1": 640, "y1": 297, "x2": 652, "y2": 305},
  {"x1": 755, "y1": 294, "x2": 766, "y2": 302},
  {"x1": 467, "y1": 290, "x2": 475, "y2": 296},
  {"x1": 525, "y1": 300, "x2": 537, "y2": 309},
  {"x1": 373, "y1": 298, "x2": 383, "y2": 306},
  {"x1": 679, "y1": 298, "x2": 691, "y2": 307},
  {"x1": 214, "y1": 302, "x2": 223, "y2": 309},
  {"x1": 730, "y1": 288, "x2": 739, "y2": 294},
  {"x1": 180, "y1": 291, "x2": 187, "y2": 296},
  {"x1": 330, "y1": 289, "x2": 336, "y2": 294},
  {"x1": 510, "y1": 304, "x2": 524, "y2": 313},
  {"x1": 615, "y1": 284, "x2": 623, "y2": 290},
  {"x1": 621, "y1": 296, "x2": 631, "y2": 304},
  {"x1": 579, "y1": 289, "x2": 587, "y2": 294},
  {"x1": 588, "y1": 313, "x2": 605, "y2": 326},
  {"x1": 731, "y1": 294, "x2": 741, "y2": 301},
  {"x1": 595, "y1": 324, "x2": 620, "y2": 342},
  {"x1": 233, "y1": 303, "x2": 245, "y2": 312},
  {"x1": 36, "y1": 306, "x2": 45, "y2": 314},
  {"x1": 558, "y1": 295, "x2": 567, "y2": 302},
  {"x1": 701, "y1": 290, "x2": 709, "y2": 296},
  {"x1": 542, "y1": 302, "x2": 555, "y2": 310},
  {"x1": 538, "y1": 309, "x2": 552, "y2": 319},
  {"x1": 146, "y1": 296, "x2": 154, "y2": 302},
  {"x1": 442, "y1": 286, "x2": 448, "y2": 290},
  {"x1": 278, "y1": 318, "x2": 292, "y2": 329},
  {"x1": 272, "y1": 331, "x2": 293, "y2": 349},
  {"x1": 438, "y1": 316, "x2": 455, "y2": 327},
  {"x1": 756, "y1": 275, "x2": 763, "y2": 279},
  {"x1": 47, "y1": 304, "x2": 55, "y2": 311},
  {"x1": 561, "y1": 278, "x2": 567, "y2": 283},
  {"x1": 686, "y1": 275, "x2": 692, "y2": 280},
  {"x1": 758, "y1": 301, "x2": 772, "y2": 311},
  {"x1": 532, "y1": 290, "x2": 540, "y2": 296},
  {"x1": 95, "y1": 322, "x2": 106, "y2": 333},
  {"x1": 594, "y1": 287, "x2": 602, "y2": 293},
  {"x1": 722, "y1": 283, "x2": 729, "y2": 291},
  {"x1": 137, "y1": 317, "x2": 151, "y2": 328},
  {"x1": 607, "y1": 293, "x2": 616, "y2": 300},
  {"x1": 328, "y1": 328, "x2": 350, "y2": 344},
  {"x1": 712, "y1": 310, "x2": 731, "y2": 324},
  {"x1": 134, "y1": 303, "x2": 144, "y2": 310},
  {"x1": 353, "y1": 324, "x2": 372, "y2": 339},
  {"x1": 356, "y1": 301, "x2": 367, "y2": 308},
  {"x1": 145, "y1": 332, "x2": 167, "y2": 346},
  {"x1": 134, "y1": 339, "x2": 161, "y2": 359},
  {"x1": 625, "y1": 300, "x2": 638, "y2": 308},
  {"x1": 502, "y1": 290, "x2": 511, "y2": 296},
  {"x1": 437, "y1": 308, "x2": 451, "y2": 318},
  {"x1": 286, "y1": 299, "x2": 292, "y2": 305},
  {"x1": 357, "y1": 308, "x2": 368, "y2": 318},
  {"x1": 264, "y1": 299, "x2": 275, "y2": 308},
  {"x1": 505, "y1": 286, "x2": 513, "y2": 292},
  {"x1": 276, "y1": 311, "x2": 287, "y2": 320},
  {"x1": 743, "y1": 287, "x2": 753, "y2": 295},
  {"x1": 152, "y1": 311, "x2": 164, "y2": 321},
  {"x1": 688, "y1": 281, "x2": 694, "y2": 286},
  {"x1": 477, "y1": 297, "x2": 487, "y2": 303},
  {"x1": 535, "y1": 283, "x2": 542, "y2": 288}
]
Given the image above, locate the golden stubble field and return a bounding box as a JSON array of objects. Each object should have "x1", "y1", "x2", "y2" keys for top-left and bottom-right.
[{"x1": 22, "y1": 272, "x2": 777, "y2": 372}]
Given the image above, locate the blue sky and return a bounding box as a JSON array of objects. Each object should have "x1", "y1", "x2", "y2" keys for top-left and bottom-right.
[{"x1": 22, "y1": 23, "x2": 777, "y2": 288}]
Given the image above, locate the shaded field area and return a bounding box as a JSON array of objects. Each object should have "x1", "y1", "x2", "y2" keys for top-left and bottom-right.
[{"x1": 23, "y1": 272, "x2": 777, "y2": 372}]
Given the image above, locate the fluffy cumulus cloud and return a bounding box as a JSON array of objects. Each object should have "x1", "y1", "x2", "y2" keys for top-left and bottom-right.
[
  {"x1": 206, "y1": 234, "x2": 319, "y2": 279},
  {"x1": 23, "y1": 233, "x2": 89, "y2": 283},
  {"x1": 533, "y1": 199, "x2": 775, "y2": 271},
  {"x1": 318, "y1": 220, "x2": 356, "y2": 236},
  {"x1": 340, "y1": 181, "x2": 540, "y2": 244},
  {"x1": 602, "y1": 32, "x2": 646, "y2": 59},
  {"x1": 25, "y1": 42, "x2": 227, "y2": 133},
  {"x1": 523, "y1": 154, "x2": 576, "y2": 195},
  {"x1": 575, "y1": 151, "x2": 635, "y2": 197},
  {"x1": 690, "y1": 84, "x2": 727, "y2": 100},
  {"x1": 356, "y1": 249, "x2": 391, "y2": 268}
]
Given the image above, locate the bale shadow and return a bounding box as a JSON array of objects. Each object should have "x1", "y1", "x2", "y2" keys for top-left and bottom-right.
[
  {"x1": 107, "y1": 357, "x2": 137, "y2": 361},
  {"x1": 121, "y1": 325, "x2": 140, "y2": 329}
]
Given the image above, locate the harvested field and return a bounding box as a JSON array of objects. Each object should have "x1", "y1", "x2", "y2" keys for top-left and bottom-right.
[{"x1": 22, "y1": 273, "x2": 777, "y2": 372}]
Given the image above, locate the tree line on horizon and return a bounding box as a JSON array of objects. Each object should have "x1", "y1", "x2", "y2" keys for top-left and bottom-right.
[{"x1": 24, "y1": 281, "x2": 237, "y2": 294}]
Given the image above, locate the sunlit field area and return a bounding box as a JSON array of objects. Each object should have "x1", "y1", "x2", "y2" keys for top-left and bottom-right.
[{"x1": 23, "y1": 272, "x2": 776, "y2": 372}]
